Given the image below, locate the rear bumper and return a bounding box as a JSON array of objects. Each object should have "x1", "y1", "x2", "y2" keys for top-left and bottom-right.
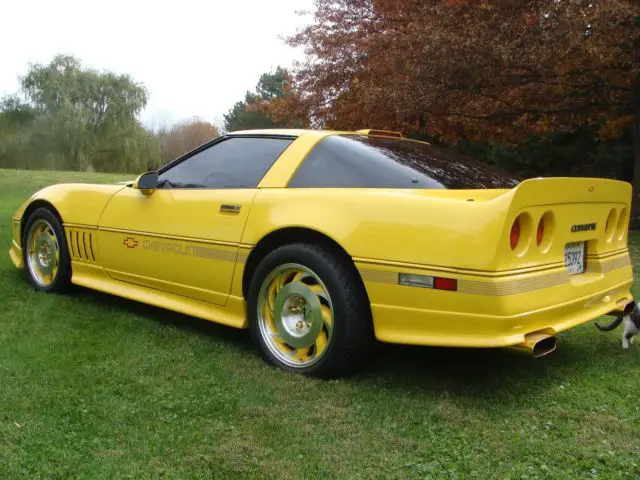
[
  {"x1": 371, "y1": 280, "x2": 632, "y2": 347},
  {"x1": 9, "y1": 240, "x2": 23, "y2": 269},
  {"x1": 358, "y1": 254, "x2": 633, "y2": 348}
]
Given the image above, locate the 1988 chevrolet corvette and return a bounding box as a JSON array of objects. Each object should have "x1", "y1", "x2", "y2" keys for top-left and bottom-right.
[{"x1": 8, "y1": 129, "x2": 635, "y2": 377}]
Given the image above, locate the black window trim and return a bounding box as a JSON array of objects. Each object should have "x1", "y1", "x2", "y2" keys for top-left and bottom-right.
[{"x1": 157, "y1": 133, "x2": 298, "y2": 176}]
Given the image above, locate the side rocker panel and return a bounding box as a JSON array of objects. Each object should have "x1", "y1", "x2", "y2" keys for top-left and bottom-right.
[{"x1": 71, "y1": 262, "x2": 247, "y2": 329}]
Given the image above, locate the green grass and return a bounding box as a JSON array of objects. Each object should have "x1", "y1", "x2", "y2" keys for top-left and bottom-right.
[{"x1": 1, "y1": 168, "x2": 639, "y2": 479}]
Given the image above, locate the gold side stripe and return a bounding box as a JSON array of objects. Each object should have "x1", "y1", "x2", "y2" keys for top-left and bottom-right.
[
  {"x1": 355, "y1": 247, "x2": 630, "y2": 278},
  {"x1": 140, "y1": 241, "x2": 238, "y2": 262},
  {"x1": 360, "y1": 254, "x2": 632, "y2": 296},
  {"x1": 191, "y1": 246, "x2": 237, "y2": 262},
  {"x1": 64, "y1": 223, "x2": 98, "y2": 230},
  {"x1": 98, "y1": 226, "x2": 240, "y2": 248},
  {"x1": 91, "y1": 228, "x2": 253, "y2": 263},
  {"x1": 64, "y1": 223, "x2": 257, "y2": 251},
  {"x1": 65, "y1": 224, "x2": 258, "y2": 251},
  {"x1": 360, "y1": 269, "x2": 398, "y2": 284},
  {"x1": 458, "y1": 272, "x2": 570, "y2": 296},
  {"x1": 586, "y1": 247, "x2": 629, "y2": 260},
  {"x1": 356, "y1": 257, "x2": 565, "y2": 278},
  {"x1": 587, "y1": 255, "x2": 631, "y2": 274}
]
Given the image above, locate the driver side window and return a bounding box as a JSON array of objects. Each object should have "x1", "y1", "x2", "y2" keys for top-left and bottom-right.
[{"x1": 157, "y1": 136, "x2": 293, "y2": 189}]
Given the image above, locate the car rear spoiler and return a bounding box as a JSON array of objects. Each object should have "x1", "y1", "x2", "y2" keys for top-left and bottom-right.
[{"x1": 509, "y1": 177, "x2": 632, "y2": 206}]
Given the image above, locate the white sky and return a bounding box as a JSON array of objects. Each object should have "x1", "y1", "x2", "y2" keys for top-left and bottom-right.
[{"x1": 0, "y1": 0, "x2": 314, "y2": 129}]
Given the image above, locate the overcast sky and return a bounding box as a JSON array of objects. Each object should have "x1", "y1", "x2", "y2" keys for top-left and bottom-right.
[{"x1": 0, "y1": 0, "x2": 314, "y2": 128}]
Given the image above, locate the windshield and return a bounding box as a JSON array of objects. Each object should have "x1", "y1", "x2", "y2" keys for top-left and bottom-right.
[{"x1": 288, "y1": 134, "x2": 520, "y2": 189}]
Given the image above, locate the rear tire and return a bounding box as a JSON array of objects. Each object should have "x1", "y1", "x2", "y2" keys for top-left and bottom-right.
[
  {"x1": 22, "y1": 208, "x2": 72, "y2": 293},
  {"x1": 248, "y1": 243, "x2": 373, "y2": 378}
]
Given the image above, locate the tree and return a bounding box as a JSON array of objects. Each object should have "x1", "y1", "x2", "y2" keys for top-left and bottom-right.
[
  {"x1": 0, "y1": 54, "x2": 160, "y2": 172},
  {"x1": 0, "y1": 96, "x2": 37, "y2": 168},
  {"x1": 156, "y1": 118, "x2": 220, "y2": 163},
  {"x1": 289, "y1": 0, "x2": 639, "y2": 209},
  {"x1": 223, "y1": 67, "x2": 308, "y2": 131}
]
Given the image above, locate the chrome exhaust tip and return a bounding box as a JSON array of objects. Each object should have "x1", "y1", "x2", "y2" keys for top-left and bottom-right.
[
  {"x1": 530, "y1": 335, "x2": 557, "y2": 358},
  {"x1": 507, "y1": 333, "x2": 557, "y2": 358}
]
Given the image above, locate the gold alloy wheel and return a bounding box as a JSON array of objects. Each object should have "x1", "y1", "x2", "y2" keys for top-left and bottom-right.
[
  {"x1": 257, "y1": 263, "x2": 334, "y2": 368},
  {"x1": 25, "y1": 219, "x2": 60, "y2": 288}
]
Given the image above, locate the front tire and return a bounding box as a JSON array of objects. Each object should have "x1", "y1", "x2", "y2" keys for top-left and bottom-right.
[
  {"x1": 22, "y1": 207, "x2": 72, "y2": 293},
  {"x1": 248, "y1": 243, "x2": 373, "y2": 378}
]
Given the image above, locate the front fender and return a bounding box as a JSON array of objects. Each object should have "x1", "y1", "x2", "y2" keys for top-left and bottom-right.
[{"x1": 14, "y1": 183, "x2": 125, "y2": 226}]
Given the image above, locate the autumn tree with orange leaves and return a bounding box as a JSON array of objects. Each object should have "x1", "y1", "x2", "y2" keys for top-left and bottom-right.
[
  {"x1": 277, "y1": 0, "x2": 640, "y2": 210},
  {"x1": 156, "y1": 118, "x2": 219, "y2": 163}
]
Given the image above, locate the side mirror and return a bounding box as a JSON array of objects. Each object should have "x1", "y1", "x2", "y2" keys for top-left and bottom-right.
[{"x1": 133, "y1": 171, "x2": 159, "y2": 195}]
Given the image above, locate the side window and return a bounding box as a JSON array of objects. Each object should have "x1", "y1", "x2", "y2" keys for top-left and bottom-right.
[
  {"x1": 288, "y1": 135, "x2": 421, "y2": 189},
  {"x1": 288, "y1": 135, "x2": 519, "y2": 189},
  {"x1": 157, "y1": 137, "x2": 293, "y2": 189}
]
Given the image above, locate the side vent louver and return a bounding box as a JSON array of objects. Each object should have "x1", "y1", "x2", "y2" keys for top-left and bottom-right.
[{"x1": 67, "y1": 229, "x2": 96, "y2": 262}]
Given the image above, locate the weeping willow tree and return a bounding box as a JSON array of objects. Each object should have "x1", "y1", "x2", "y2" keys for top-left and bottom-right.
[{"x1": 0, "y1": 54, "x2": 161, "y2": 172}]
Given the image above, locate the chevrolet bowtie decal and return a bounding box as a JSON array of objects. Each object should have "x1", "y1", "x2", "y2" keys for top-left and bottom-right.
[{"x1": 122, "y1": 236, "x2": 139, "y2": 248}]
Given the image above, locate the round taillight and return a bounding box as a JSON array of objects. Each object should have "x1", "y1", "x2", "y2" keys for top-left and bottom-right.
[
  {"x1": 510, "y1": 218, "x2": 521, "y2": 250},
  {"x1": 536, "y1": 218, "x2": 544, "y2": 246}
]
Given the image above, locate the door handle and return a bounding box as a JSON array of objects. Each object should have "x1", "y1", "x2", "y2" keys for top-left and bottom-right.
[{"x1": 220, "y1": 204, "x2": 241, "y2": 214}]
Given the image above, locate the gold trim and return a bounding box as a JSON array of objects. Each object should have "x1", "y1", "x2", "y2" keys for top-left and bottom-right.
[
  {"x1": 64, "y1": 223, "x2": 98, "y2": 230},
  {"x1": 355, "y1": 256, "x2": 565, "y2": 278},
  {"x1": 359, "y1": 254, "x2": 632, "y2": 296},
  {"x1": 458, "y1": 271, "x2": 570, "y2": 296},
  {"x1": 587, "y1": 255, "x2": 631, "y2": 274},
  {"x1": 64, "y1": 224, "x2": 256, "y2": 264},
  {"x1": 355, "y1": 248, "x2": 630, "y2": 278},
  {"x1": 190, "y1": 246, "x2": 237, "y2": 262},
  {"x1": 98, "y1": 226, "x2": 240, "y2": 248},
  {"x1": 586, "y1": 246, "x2": 628, "y2": 258},
  {"x1": 137, "y1": 239, "x2": 238, "y2": 263},
  {"x1": 360, "y1": 269, "x2": 398, "y2": 284},
  {"x1": 66, "y1": 225, "x2": 256, "y2": 250}
]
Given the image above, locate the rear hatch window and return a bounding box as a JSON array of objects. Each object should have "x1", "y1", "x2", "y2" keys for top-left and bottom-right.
[{"x1": 289, "y1": 134, "x2": 520, "y2": 189}]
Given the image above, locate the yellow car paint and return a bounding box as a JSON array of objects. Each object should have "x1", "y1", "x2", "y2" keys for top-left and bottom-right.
[{"x1": 8, "y1": 129, "x2": 634, "y2": 349}]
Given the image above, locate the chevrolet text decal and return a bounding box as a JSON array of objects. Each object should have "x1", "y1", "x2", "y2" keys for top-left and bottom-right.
[{"x1": 122, "y1": 236, "x2": 236, "y2": 262}]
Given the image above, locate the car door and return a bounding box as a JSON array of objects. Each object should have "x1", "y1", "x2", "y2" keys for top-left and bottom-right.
[{"x1": 97, "y1": 135, "x2": 295, "y2": 306}]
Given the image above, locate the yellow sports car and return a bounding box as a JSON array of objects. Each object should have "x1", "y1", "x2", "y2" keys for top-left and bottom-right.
[{"x1": 8, "y1": 129, "x2": 634, "y2": 377}]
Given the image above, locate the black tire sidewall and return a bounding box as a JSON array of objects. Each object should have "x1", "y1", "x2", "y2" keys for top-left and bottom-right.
[
  {"x1": 248, "y1": 243, "x2": 368, "y2": 376},
  {"x1": 22, "y1": 208, "x2": 72, "y2": 293}
]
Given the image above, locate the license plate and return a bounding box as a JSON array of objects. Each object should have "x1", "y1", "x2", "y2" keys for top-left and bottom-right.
[{"x1": 564, "y1": 242, "x2": 585, "y2": 275}]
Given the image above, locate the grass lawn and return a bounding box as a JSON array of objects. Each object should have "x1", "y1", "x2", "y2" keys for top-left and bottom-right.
[{"x1": 0, "y1": 168, "x2": 639, "y2": 479}]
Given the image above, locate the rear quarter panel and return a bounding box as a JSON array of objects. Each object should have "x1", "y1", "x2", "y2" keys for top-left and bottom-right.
[
  {"x1": 241, "y1": 188, "x2": 511, "y2": 271},
  {"x1": 241, "y1": 183, "x2": 633, "y2": 347}
]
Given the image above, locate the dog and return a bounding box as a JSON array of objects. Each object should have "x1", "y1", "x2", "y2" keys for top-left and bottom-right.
[{"x1": 595, "y1": 302, "x2": 640, "y2": 349}]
